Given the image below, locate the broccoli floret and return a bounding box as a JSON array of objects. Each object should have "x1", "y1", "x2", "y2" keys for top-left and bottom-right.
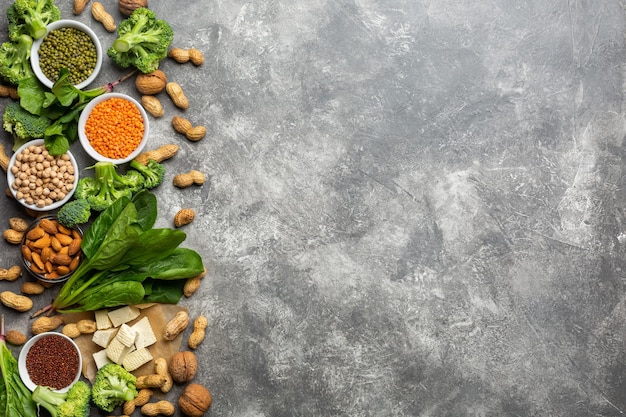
[
  {"x1": 3, "y1": 101, "x2": 52, "y2": 150},
  {"x1": 120, "y1": 169, "x2": 145, "y2": 192},
  {"x1": 0, "y1": 34, "x2": 34, "y2": 85},
  {"x1": 31, "y1": 380, "x2": 91, "y2": 417},
  {"x1": 107, "y1": 8, "x2": 173, "y2": 73},
  {"x1": 75, "y1": 162, "x2": 135, "y2": 212},
  {"x1": 57, "y1": 198, "x2": 91, "y2": 228},
  {"x1": 91, "y1": 363, "x2": 137, "y2": 413},
  {"x1": 7, "y1": 0, "x2": 60, "y2": 41},
  {"x1": 129, "y1": 159, "x2": 165, "y2": 189}
]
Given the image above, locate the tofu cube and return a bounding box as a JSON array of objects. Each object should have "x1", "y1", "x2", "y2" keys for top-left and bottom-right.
[{"x1": 131, "y1": 316, "x2": 157, "y2": 349}]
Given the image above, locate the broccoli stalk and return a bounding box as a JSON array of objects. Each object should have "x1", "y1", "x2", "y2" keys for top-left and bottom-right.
[
  {"x1": 0, "y1": 33, "x2": 34, "y2": 85},
  {"x1": 74, "y1": 161, "x2": 145, "y2": 212},
  {"x1": 3, "y1": 101, "x2": 52, "y2": 150},
  {"x1": 129, "y1": 159, "x2": 165, "y2": 189},
  {"x1": 107, "y1": 8, "x2": 173, "y2": 73},
  {"x1": 91, "y1": 363, "x2": 137, "y2": 412},
  {"x1": 31, "y1": 380, "x2": 91, "y2": 417},
  {"x1": 7, "y1": 0, "x2": 61, "y2": 40}
]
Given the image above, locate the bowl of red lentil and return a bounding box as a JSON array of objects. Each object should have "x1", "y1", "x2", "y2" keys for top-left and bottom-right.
[
  {"x1": 18, "y1": 332, "x2": 82, "y2": 393},
  {"x1": 30, "y1": 19, "x2": 103, "y2": 90},
  {"x1": 6, "y1": 139, "x2": 79, "y2": 211},
  {"x1": 78, "y1": 92, "x2": 150, "y2": 164}
]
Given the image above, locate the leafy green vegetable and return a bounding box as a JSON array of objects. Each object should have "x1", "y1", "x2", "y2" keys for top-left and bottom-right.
[
  {"x1": 15, "y1": 68, "x2": 136, "y2": 155},
  {"x1": 0, "y1": 315, "x2": 37, "y2": 417},
  {"x1": 48, "y1": 190, "x2": 204, "y2": 314}
]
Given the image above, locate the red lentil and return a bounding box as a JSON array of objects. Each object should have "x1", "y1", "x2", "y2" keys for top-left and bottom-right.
[
  {"x1": 25, "y1": 334, "x2": 79, "y2": 390},
  {"x1": 84, "y1": 97, "x2": 145, "y2": 160}
]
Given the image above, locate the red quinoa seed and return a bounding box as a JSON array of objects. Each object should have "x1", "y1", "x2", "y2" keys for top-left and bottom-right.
[{"x1": 25, "y1": 334, "x2": 79, "y2": 390}]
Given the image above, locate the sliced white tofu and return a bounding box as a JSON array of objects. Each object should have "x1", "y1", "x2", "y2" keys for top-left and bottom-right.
[
  {"x1": 93, "y1": 349, "x2": 112, "y2": 369},
  {"x1": 115, "y1": 323, "x2": 138, "y2": 347},
  {"x1": 122, "y1": 347, "x2": 153, "y2": 372},
  {"x1": 105, "y1": 337, "x2": 134, "y2": 364},
  {"x1": 92, "y1": 328, "x2": 118, "y2": 349},
  {"x1": 94, "y1": 309, "x2": 113, "y2": 330},
  {"x1": 131, "y1": 316, "x2": 157, "y2": 349},
  {"x1": 107, "y1": 305, "x2": 140, "y2": 328}
]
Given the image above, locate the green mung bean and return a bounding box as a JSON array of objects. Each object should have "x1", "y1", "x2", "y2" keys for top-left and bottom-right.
[{"x1": 38, "y1": 26, "x2": 97, "y2": 85}]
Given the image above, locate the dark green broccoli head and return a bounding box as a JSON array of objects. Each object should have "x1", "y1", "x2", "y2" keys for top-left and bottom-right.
[
  {"x1": 107, "y1": 7, "x2": 173, "y2": 73},
  {"x1": 3, "y1": 101, "x2": 52, "y2": 150},
  {"x1": 0, "y1": 34, "x2": 34, "y2": 85},
  {"x1": 120, "y1": 169, "x2": 145, "y2": 192},
  {"x1": 7, "y1": 0, "x2": 60, "y2": 40},
  {"x1": 76, "y1": 162, "x2": 135, "y2": 212},
  {"x1": 57, "y1": 198, "x2": 91, "y2": 229},
  {"x1": 129, "y1": 159, "x2": 165, "y2": 189}
]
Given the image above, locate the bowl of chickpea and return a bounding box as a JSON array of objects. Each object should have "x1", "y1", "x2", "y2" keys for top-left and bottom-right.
[{"x1": 7, "y1": 139, "x2": 79, "y2": 211}]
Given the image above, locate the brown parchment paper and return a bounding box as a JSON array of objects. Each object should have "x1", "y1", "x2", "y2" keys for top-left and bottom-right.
[{"x1": 61, "y1": 303, "x2": 187, "y2": 383}]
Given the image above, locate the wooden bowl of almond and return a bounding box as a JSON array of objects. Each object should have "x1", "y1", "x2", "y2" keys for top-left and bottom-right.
[{"x1": 20, "y1": 215, "x2": 83, "y2": 283}]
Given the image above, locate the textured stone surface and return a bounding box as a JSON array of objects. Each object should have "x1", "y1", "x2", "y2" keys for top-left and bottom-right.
[{"x1": 1, "y1": 0, "x2": 626, "y2": 416}]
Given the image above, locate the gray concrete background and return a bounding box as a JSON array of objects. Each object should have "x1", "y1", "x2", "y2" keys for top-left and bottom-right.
[{"x1": 2, "y1": 0, "x2": 626, "y2": 416}]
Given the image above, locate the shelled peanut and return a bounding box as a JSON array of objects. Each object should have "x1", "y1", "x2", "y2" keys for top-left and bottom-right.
[
  {"x1": 172, "y1": 116, "x2": 206, "y2": 141},
  {"x1": 21, "y1": 217, "x2": 83, "y2": 281}
]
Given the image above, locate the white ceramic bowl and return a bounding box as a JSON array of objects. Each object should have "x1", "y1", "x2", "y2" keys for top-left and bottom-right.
[
  {"x1": 7, "y1": 139, "x2": 79, "y2": 211},
  {"x1": 31, "y1": 19, "x2": 103, "y2": 90},
  {"x1": 78, "y1": 93, "x2": 150, "y2": 164},
  {"x1": 18, "y1": 332, "x2": 82, "y2": 393},
  {"x1": 20, "y1": 215, "x2": 83, "y2": 284}
]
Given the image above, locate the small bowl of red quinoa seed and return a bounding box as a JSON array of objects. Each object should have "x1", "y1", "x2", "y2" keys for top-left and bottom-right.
[{"x1": 18, "y1": 332, "x2": 82, "y2": 392}]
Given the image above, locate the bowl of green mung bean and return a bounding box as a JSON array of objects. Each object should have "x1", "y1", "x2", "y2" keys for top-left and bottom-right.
[{"x1": 31, "y1": 19, "x2": 103, "y2": 90}]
